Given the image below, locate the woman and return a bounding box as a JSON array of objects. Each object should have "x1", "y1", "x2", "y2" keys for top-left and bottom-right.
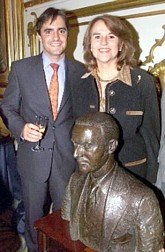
[{"x1": 80, "y1": 14, "x2": 160, "y2": 184}]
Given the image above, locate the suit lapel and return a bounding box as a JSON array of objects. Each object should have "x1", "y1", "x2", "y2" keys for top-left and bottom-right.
[
  {"x1": 30, "y1": 54, "x2": 54, "y2": 120},
  {"x1": 58, "y1": 58, "x2": 75, "y2": 115},
  {"x1": 32, "y1": 57, "x2": 82, "y2": 121}
]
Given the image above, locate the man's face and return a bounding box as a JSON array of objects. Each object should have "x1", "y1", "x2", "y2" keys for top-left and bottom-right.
[
  {"x1": 72, "y1": 125, "x2": 109, "y2": 174},
  {"x1": 38, "y1": 15, "x2": 68, "y2": 62}
]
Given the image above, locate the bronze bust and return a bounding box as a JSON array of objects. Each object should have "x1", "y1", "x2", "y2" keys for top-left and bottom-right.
[{"x1": 61, "y1": 112, "x2": 164, "y2": 252}]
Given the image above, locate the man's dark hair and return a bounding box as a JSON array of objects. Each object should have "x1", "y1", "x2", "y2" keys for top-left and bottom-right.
[
  {"x1": 36, "y1": 7, "x2": 69, "y2": 35},
  {"x1": 75, "y1": 112, "x2": 119, "y2": 141}
]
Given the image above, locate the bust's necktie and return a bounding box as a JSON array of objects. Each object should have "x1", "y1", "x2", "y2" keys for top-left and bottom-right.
[{"x1": 49, "y1": 63, "x2": 59, "y2": 120}]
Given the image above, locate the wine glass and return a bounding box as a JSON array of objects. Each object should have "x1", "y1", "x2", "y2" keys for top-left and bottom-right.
[{"x1": 31, "y1": 115, "x2": 48, "y2": 152}]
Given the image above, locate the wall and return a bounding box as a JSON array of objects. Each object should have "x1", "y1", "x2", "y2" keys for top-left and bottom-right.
[{"x1": 23, "y1": 0, "x2": 165, "y2": 70}]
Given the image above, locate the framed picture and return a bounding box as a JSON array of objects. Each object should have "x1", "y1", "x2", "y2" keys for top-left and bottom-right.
[
  {"x1": 0, "y1": 0, "x2": 24, "y2": 102},
  {"x1": 0, "y1": 0, "x2": 8, "y2": 100}
]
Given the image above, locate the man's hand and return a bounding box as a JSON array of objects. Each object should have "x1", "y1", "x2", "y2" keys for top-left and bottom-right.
[{"x1": 21, "y1": 123, "x2": 42, "y2": 142}]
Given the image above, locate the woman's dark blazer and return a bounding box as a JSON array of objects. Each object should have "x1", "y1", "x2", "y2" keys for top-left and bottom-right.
[{"x1": 71, "y1": 68, "x2": 160, "y2": 183}]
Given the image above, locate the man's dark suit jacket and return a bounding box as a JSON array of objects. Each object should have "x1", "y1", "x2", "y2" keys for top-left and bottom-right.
[{"x1": 0, "y1": 54, "x2": 89, "y2": 184}]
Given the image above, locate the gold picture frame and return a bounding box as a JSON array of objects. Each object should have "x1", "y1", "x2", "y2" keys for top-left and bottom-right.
[
  {"x1": 0, "y1": 0, "x2": 8, "y2": 84},
  {"x1": 24, "y1": 0, "x2": 165, "y2": 9},
  {"x1": 0, "y1": 0, "x2": 24, "y2": 101},
  {"x1": 24, "y1": 0, "x2": 165, "y2": 12}
]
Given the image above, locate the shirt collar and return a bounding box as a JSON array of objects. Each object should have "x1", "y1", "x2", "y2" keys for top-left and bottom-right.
[
  {"x1": 42, "y1": 52, "x2": 65, "y2": 70},
  {"x1": 81, "y1": 65, "x2": 132, "y2": 86}
]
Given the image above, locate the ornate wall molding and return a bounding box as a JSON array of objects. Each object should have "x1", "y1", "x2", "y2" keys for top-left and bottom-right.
[
  {"x1": 0, "y1": 0, "x2": 24, "y2": 85},
  {"x1": 70, "y1": 9, "x2": 165, "y2": 27},
  {"x1": 24, "y1": 0, "x2": 165, "y2": 15},
  {"x1": 66, "y1": 0, "x2": 165, "y2": 20},
  {"x1": 5, "y1": 0, "x2": 24, "y2": 68},
  {"x1": 24, "y1": 0, "x2": 52, "y2": 8},
  {"x1": 144, "y1": 25, "x2": 165, "y2": 91}
]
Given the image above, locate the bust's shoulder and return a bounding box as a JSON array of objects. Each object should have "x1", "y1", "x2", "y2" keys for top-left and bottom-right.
[{"x1": 114, "y1": 165, "x2": 155, "y2": 199}]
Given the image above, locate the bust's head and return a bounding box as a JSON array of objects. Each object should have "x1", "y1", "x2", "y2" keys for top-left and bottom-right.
[{"x1": 72, "y1": 112, "x2": 119, "y2": 174}]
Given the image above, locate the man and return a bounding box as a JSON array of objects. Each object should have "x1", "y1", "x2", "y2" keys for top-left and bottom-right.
[
  {"x1": 0, "y1": 7, "x2": 88, "y2": 251},
  {"x1": 61, "y1": 112, "x2": 164, "y2": 252}
]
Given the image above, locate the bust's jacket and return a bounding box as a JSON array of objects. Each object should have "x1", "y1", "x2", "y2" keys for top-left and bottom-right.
[
  {"x1": 61, "y1": 163, "x2": 164, "y2": 252},
  {"x1": 71, "y1": 67, "x2": 160, "y2": 183}
]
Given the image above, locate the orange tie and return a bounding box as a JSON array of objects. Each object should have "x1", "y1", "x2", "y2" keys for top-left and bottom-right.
[{"x1": 49, "y1": 63, "x2": 59, "y2": 120}]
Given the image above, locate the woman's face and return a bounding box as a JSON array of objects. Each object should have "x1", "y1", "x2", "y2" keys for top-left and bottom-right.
[{"x1": 90, "y1": 20, "x2": 121, "y2": 66}]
